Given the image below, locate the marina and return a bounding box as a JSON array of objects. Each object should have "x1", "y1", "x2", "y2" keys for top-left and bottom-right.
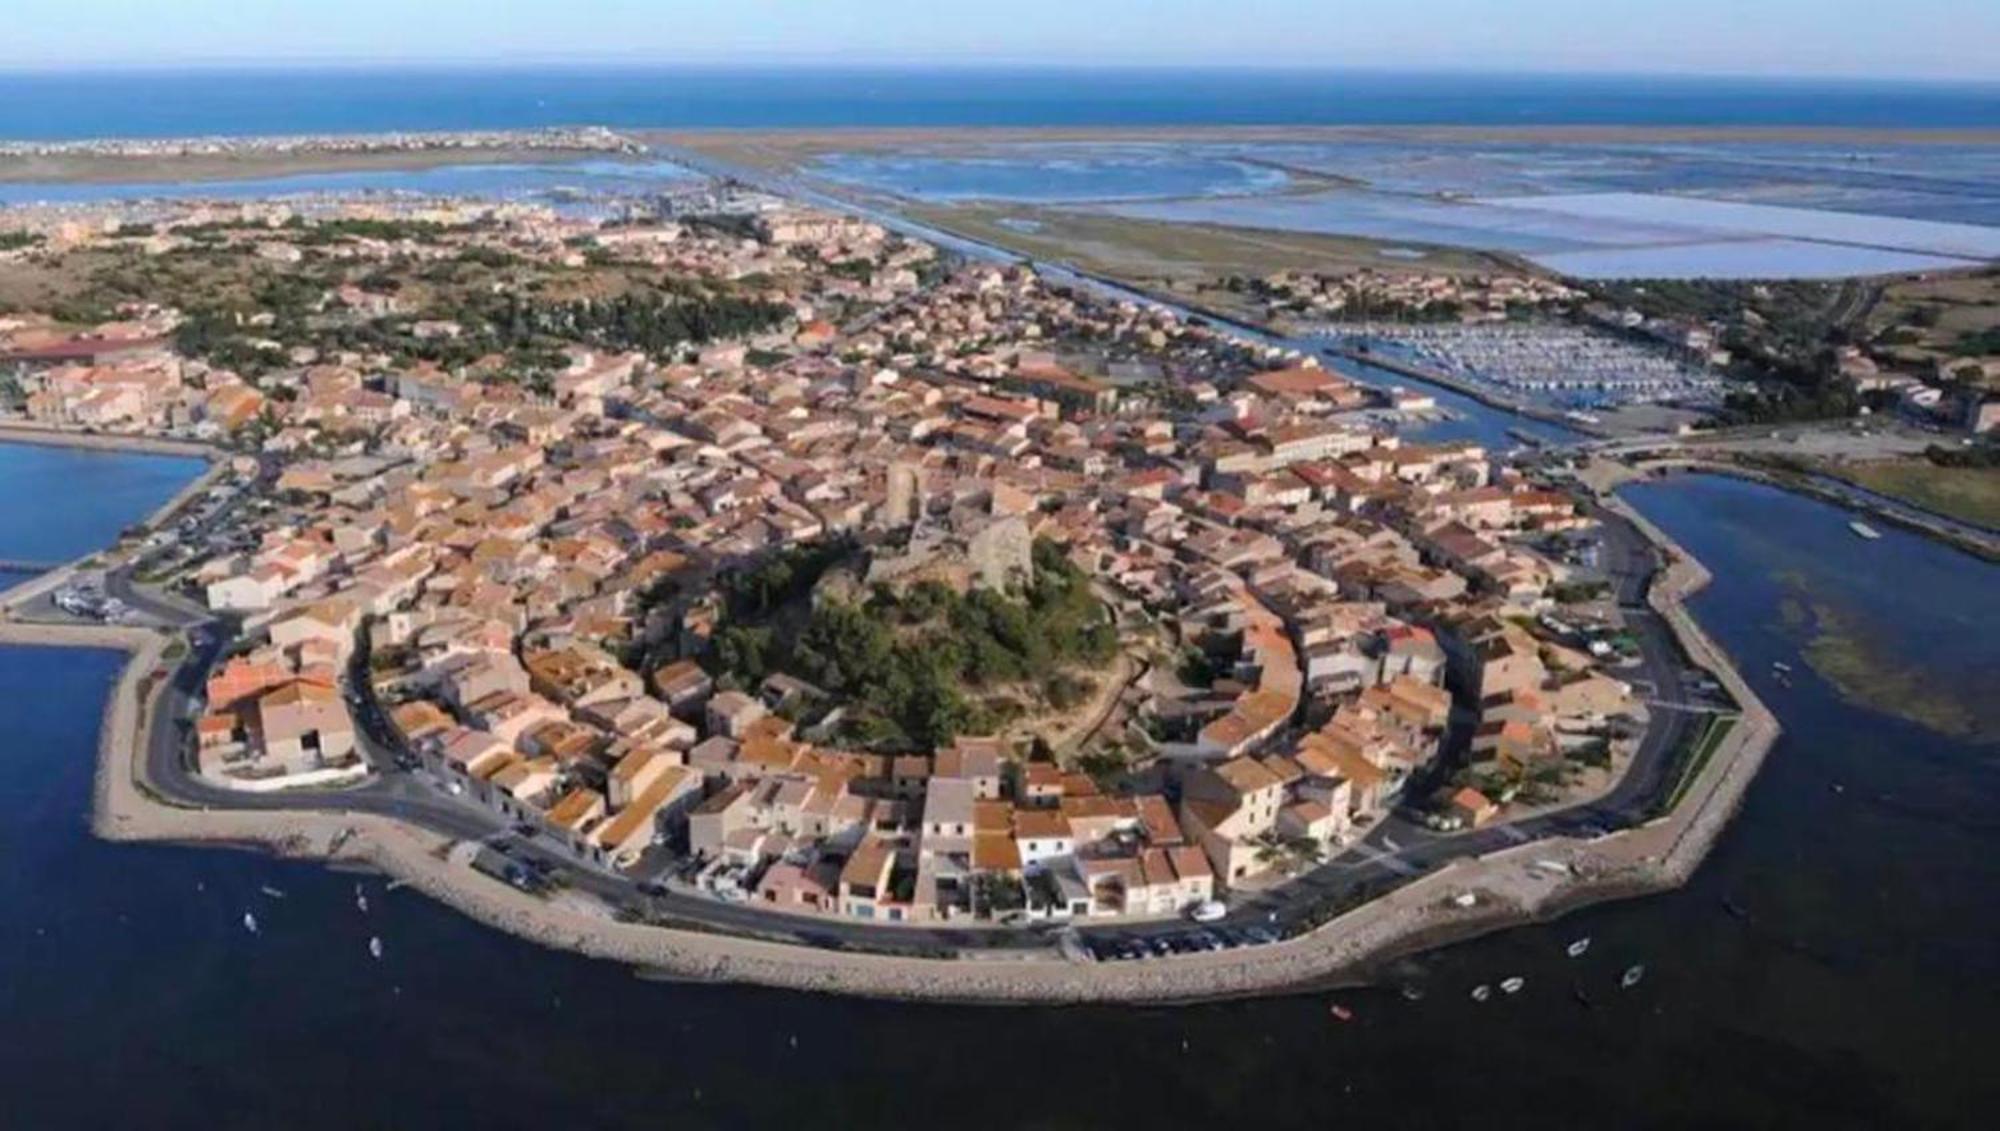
[
  {"x1": 0, "y1": 56, "x2": 1994, "y2": 1129},
  {"x1": 1316, "y1": 323, "x2": 1725, "y2": 412},
  {"x1": 0, "y1": 357, "x2": 1994, "y2": 1128}
]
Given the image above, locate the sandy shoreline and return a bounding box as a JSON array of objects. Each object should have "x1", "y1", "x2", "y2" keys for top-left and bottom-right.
[{"x1": 0, "y1": 467, "x2": 1781, "y2": 1003}]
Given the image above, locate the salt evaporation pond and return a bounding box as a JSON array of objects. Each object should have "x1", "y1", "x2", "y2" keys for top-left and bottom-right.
[
  {"x1": 1530, "y1": 238, "x2": 1979, "y2": 279},
  {"x1": 1480, "y1": 192, "x2": 2000, "y2": 261},
  {"x1": 810, "y1": 148, "x2": 1289, "y2": 203}
]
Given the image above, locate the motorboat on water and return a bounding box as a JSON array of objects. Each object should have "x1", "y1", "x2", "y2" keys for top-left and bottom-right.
[
  {"x1": 1621, "y1": 964, "x2": 1646, "y2": 989},
  {"x1": 242, "y1": 911, "x2": 259, "y2": 934},
  {"x1": 1471, "y1": 984, "x2": 1492, "y2": 1002},
  {"x1": 1500, "y1": 976, "x2": 1526, "y2": 995},
  {"x1": 1566, "y1": 937, "x2": 1591, "y2": 958},
  {"x1": 259, "y1": 885, "x2": 286, "y2": 899},
  {"x1": 1329, "y1": 1003, "x2": 1354, "y2": 1022},
  {"x1": 1849, "y1": 520, "x2": 1882, "y2": 541},
  {"x1": 368, "y1": 936, "x2": 384, "y2": 960}
]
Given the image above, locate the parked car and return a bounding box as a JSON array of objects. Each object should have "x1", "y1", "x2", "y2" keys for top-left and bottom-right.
[{"x1": 1188, "y1": 899, "x2": 1227, "y2": 923}]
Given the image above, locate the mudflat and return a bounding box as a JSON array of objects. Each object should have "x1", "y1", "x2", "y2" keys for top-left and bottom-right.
[{"x1": 652, "y1": 123, "x2": 2000, "y2": 166}]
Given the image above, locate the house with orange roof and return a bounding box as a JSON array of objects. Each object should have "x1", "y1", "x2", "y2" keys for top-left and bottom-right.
[{"x1": 1178, "y1": 756, "x2": 1287, "y2": 884}]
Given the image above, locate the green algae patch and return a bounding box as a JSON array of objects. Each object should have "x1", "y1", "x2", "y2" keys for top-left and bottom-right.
[{"x1": 1799, "y1": 602, "x2": 1986, "y2": 740}]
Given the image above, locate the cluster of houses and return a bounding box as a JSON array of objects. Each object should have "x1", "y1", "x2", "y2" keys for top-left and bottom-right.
[
  {"x1": 10, "y1": 193, "x2": 1650, "y2": 926},
  {"x1": 1236, "y1": 268, "x2": 1584, "y2": 326},
  {"x1": 0, "y1": 314, "x2": 268, "y2": 436}
]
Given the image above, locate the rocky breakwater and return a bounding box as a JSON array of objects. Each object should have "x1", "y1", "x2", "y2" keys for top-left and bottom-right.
[
  {"x1": 48, "y1": 486, "x2": 1778, "y2": 1003},
  {"x1": 1603, "y1": 494, "x2": 1781, "y2": 883}
]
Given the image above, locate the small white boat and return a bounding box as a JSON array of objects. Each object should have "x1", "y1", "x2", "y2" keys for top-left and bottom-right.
[
  {"x1": 368, "y1": 936, "x2": 384, "y2": 960},
  {"x1": 356, "y1": 890, "x2": 369, "y2": 913},
  {"x1": 1849, "y1": 521, "x2": 1881, "y2": 541},
  {"x1": 1470, "y1": 984, "x2": 1492, "y2": 1002},
  {"x1": 1500, "y1": 976, "x2": 1526, "y2": 994},
  {"x1": 1566, "y1": 937, "x2": 1591, "y2": 958},
  {"x1": 1772, "y1": 661, "x2": 1793, "y2": 673},
  {"x1": 1622, "y1": 964, "x2": 1645, "y2": 989},
  {"x1": 242, "y1": 911, "x2": 259, "y2": 935},
  {"x1": 259, "y1": 885, "x2": 286, "y2": 899}
]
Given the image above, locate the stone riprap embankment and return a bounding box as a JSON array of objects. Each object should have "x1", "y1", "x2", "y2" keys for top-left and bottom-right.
[{"x1": 4, "y1": 480, "x2": 1778, "y2": 1003}]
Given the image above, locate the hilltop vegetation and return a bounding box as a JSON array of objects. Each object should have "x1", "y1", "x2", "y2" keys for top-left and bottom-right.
[
  {"x1": 2, "y1": 218, "x2": 796, "y2": 379},
  {"x1": 710, "y1": 539, "x2": 1118, "y2": 751}
]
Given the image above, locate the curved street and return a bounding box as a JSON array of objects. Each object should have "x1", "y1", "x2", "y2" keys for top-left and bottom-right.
[{"x1": 117, "y1": 485, "x2": 1713, "y2": 961}]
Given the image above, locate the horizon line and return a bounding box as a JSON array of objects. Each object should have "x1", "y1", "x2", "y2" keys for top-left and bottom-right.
[{"x1": 0, "y1": 60, "x2": 1995, "y2": 87}]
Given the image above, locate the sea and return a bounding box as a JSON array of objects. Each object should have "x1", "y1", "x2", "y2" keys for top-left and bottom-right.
[
  {"x1": 0, "y1": 67, "x2": 1995, "y2": 139},
  {"x1": 1, "y1": 69, "x2": 1998, "y2": 1129},
  {"x1": 6, "y1": 69, "x2": 1997, "y2": 280}
]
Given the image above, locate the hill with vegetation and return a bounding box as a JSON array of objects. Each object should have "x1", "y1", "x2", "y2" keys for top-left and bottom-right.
[{"x1": 709, "y1": 538, "x2": 1118, "y2": 751}]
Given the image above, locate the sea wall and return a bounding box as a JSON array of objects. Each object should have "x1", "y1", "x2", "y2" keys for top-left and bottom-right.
[
  {"x1": 0, "y1": 422, "x2": 218, "y2": 460},
  {"x1": 1, "y1": 472, "x2": 1780, "y2": 1004}
]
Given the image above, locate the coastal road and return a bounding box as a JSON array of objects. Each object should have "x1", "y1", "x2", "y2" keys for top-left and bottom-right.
[{"x1": 125, "y1": 494, "x2": 1711, "y2": 960}]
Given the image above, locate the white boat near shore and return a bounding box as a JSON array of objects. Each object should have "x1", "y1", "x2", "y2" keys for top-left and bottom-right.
[{"x1": 1849, "y1": 520, "x2": 1882, "y2": 540}]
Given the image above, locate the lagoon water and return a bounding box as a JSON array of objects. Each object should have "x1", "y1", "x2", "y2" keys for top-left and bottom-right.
[
  {"x1": 5, "y1": 70, "x2": 1995, "y2": 282},
  {"x1": 0, "y1": 442, "x2": 205, "y2": 578},
  {"x1": 1, "y1": 449, "x2": 1995, "y2": 1128},
  {"x1": 811, "y1": 149, "x2": 1289, "y2": 203},
  {"x1": 0, "y1": 158, "x2": 699, "y2": 208},
  {"x1": 2, "y1": 67, "x2": 1998, "y2": 1127}
]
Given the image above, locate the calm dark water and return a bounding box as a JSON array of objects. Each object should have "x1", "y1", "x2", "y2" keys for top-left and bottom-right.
[
  {"x1": 0, "y1": 442, "x2": 204, "y2": 567},
  {"x1": 0, "y1": 158, "x2": 698, "y2": 207},
  {"x1": 1, "y1": 449, "x2": 1996, "y2": 1127},
  {"x1": 0, "y1": 68, "x2": 1996, "y2": 139}
]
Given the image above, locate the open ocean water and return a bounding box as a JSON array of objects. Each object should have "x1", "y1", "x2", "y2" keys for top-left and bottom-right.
[{"x1": 0, "y1": 67, "x2": 1995, "y2": 139}]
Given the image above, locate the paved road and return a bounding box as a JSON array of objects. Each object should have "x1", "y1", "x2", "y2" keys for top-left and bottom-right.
[{"x1": 110, "y1": 433, "x2": 1715, "y2": 960}]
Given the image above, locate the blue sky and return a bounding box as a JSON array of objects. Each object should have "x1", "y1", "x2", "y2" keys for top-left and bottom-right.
[{"x1": 3, "y1": 0, "x2": 1995, "y2": 80}]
